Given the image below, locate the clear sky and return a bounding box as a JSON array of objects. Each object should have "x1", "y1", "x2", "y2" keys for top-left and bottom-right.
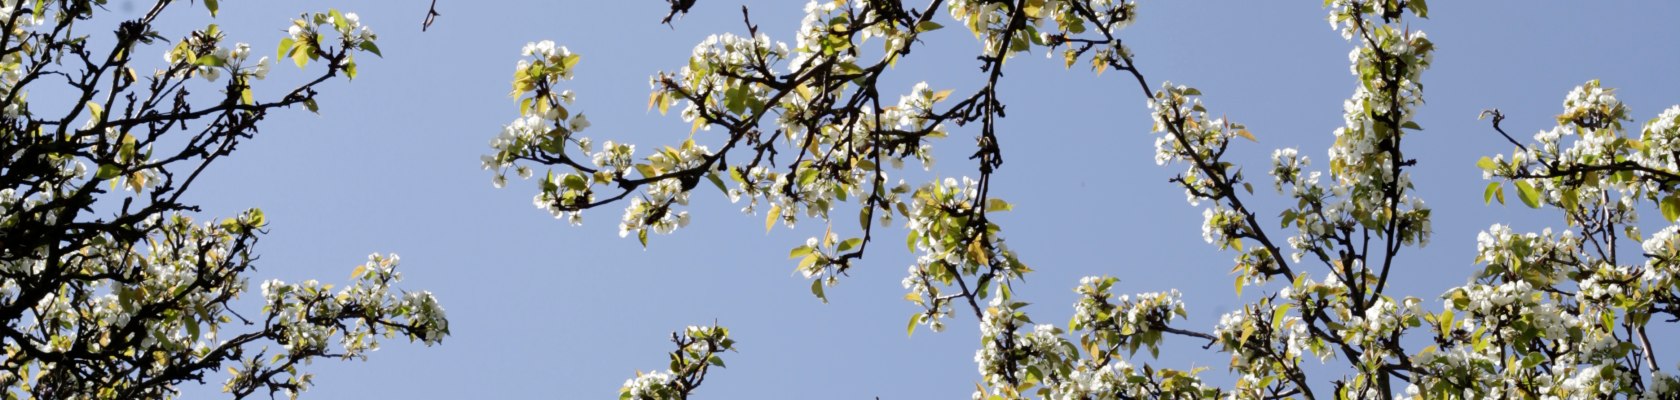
[{"x1": 120, "y1": 1, "x2": 1680, "y2": 398}]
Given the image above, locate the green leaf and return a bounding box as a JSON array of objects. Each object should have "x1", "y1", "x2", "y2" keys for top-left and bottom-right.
[
  {"x1": 797, "y1": 168, "x2": 818, "y2": 187},
  {"x1": 1482, "y1": 182, "x2": 1501, "y2": 205},
  {"x1": 638, "y1": 229, "x2": 649, "y2": 247},
  {"x1": 204, "y1": 0, "x2": 218, "y2": 16},
  {"x1": 706, "y1": 172, "x2": 728, "y2": 194},
  {"x1": 985, "y1": 198, "x2": 1012, "y2": 212},
  {"x1": 906, "y1": 314, "x2": 922, "y2": 337},
  {"x1": 1560, "y1": 188, "x2": 1580, "y2": 211},
  {"x1": 1408, "y1": 0, "x2": 1429, "y2": 18},
  {"x1": 1662, "y1": 196, "x2": 1680, "y2": 223},
  {"x1": 725, "y1": 85, "x2": 748, "y2": 114},
  {"x1": 788, "y1": 245, "x2": 813, "y2": 259},
  {"x1": 220, "y1": 217, "x2": 242, "y2": 234},
  {"x1": 1271, "y1": 303, "x2": 1293, "y2": 330},
  {"x1": 195, "y1": 53, "x2": 225, "y2": 67},
  {"x1": 1234, "y1": 128, "x2": 1257, "y2": 142},
  {"x1": 810, "y1": 280, "x2": 827, "y2": 303},
  {"x1": 277, "y1": 37, "x2": 295, "y2": 59},
  {"x1": 359, "y1": 41, "x2": 383, "y2": 57},
  {"x1": 562, "y1": 174, "x2": 588, "y2": 191},
  {"x1": 915, "y1": 21, "x2": 943, "y2": 33},
  {"x1": 797, "y1": 253, "x2": 819, "y2": 271},
  {"x1": 120, "y1": 134, "x2": 137, "y2": 161},
  {"x1": 931, "y1": 89, "x2": 953, "y2": 103},
  {"x1": 836, "y1": 238, "x2": 863, "y2": 252},
  {"x1": 329, "y1": 9, "x2": 349, "y2": 33},
  {"x1": 1514, "y1": 180, "x2": 1541, "y2": 208},
  {"x1": 1475, "y1": 156, "x2": 1496, "y2": 171},
  {"x1": 292, "y1": 44, "x2": 311, "y2": 68},
  {"x1": 95, "y1": 164, "x2": 121, "y2": 180},
  {"x1": 765, "y1": 204, "x2": 781, "y2": 233}
]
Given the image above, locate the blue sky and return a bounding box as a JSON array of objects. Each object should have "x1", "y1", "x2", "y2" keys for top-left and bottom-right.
[{"x1": 122, "y1": 1, "x2": 1680, "y2": 398}]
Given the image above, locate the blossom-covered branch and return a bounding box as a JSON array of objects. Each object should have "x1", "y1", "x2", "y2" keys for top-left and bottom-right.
[{"x1": 1, "y1": 2, "x2": 447, "y2": 398}]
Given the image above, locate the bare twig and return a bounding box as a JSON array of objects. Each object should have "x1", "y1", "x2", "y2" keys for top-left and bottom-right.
[{"x1": 422, "y1": 0, "x2": 441, "y2": 31}]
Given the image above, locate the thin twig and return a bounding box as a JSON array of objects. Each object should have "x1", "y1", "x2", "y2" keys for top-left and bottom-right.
[{"x1": 422, "y1": 0, "x2": 441, "y2": 31}]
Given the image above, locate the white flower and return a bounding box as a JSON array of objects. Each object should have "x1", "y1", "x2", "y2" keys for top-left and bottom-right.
[
  {"x1": 250, "y1": 57, "x2": 271, "y2": 79},
  {"x1": 569, "y1": 113, "x2": 591, "y2": 131}
]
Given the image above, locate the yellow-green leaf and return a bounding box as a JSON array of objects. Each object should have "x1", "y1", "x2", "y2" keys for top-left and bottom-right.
[
  {"x1": 1514, "y1": 180, "x2": 1541, "y2": 209},
  {"x1": 931, "y1": 89, "x2": 953, "y2": 103},
  {"x1": 1476, "y1": 156, "x2": 1496, "y2": 171},
  {"x1": 1235, "y1": 128, "x2": 1257, "y2": 142},
  {"x1": 985, "y1": 198, "x2": 1012, "y2": 212},
  {"x1": 1662, "y1": 196, "x2": 1680, "y2": 223},
  {"x1": 788, "y1": 245, "x2": 813, "y2": 259},
  {"x1": 836, "y1": 238, "x2": 863, "y2": 252},
  {"x1": 810, "y1": 279, "x2": 827, "y2": 303},
  {"x1": 1482, "y1": 182, "x2": 1501, "y2": 205}
]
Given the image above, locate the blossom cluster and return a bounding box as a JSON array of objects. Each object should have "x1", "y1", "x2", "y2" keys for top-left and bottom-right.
[
  {"x1": 1471, "y1": 77, "x2": 1680, "y2": 396},
  {"x1": 792, "y1": 1, "x2": 844, "y2": 66},
  {"x1": 967, "y1": 277, "x2": 1216, "y2": 399},
  {"x1": 900, "y1": 178, "x2": 1028, "y2": 331},
  {"x1": 730, "y1": 81, "x2": 951, "y2": 233},
  {"x1": 1148, "y1": 82, "x2": 1261, "y2": 208},
  {"x1": 973, "y1": 294, "x2": 1072, "y2": 398},
  {"x1": 616, "y1": 140, "x2": 712, "y2": 241},
  {"x1": 276, "y1": 9, "x2": 381, "y2": 76},
  {"x1": 260, "y1": 252, "x2": 450, "y2": 353},
  {"x1": 532, "y1": 1, "x2": 1680, "y2": 398},
  {"x1": 1634, "y1": 106, "x2": 1680, "y2": 172},
  {"x1": 618, "y1": 325, "x2": 735, "y2": 400},
  {"x1": 1069, "y1": 277, "x2": 1186, "y2": 356},
  {"x1": 485, "y1": 41, "x2": 608, "y2": 226},
  {"x1": 285, "y1": 10, "x2": 375, "y2": 51},
  {"x1": 163, "y1": 29, "x2": 270, "y2": 82},
  {"x1": 0, "y1": 4, "x2": 450, "y2": 397},
  {"x1": 662, "y1": 31, "x2": 785, "y2": 128},
  {"x1": 1473, "y1": 224, "x2": 1581, "y2": 285}
]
